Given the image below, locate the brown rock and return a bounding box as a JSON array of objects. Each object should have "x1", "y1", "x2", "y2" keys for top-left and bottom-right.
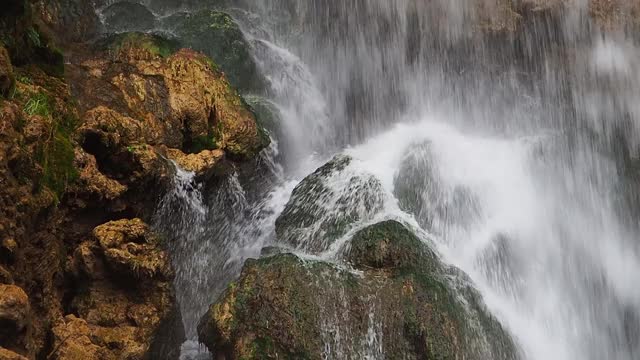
[
  {"x1": 92, "y1": 219, "x2": 170, "y2": 280},
  {"x1": 73, "y1": 149, "x2": 127, "y2": 202},
  {"x1": 0, "y1": 285, "x2": 30, "y2": 346},
  {"x1": 93, "y1": 218, "x2": 149, "y2": 249},
  {"x1": 590, "y1": 0, "x2": 640, "y2": 30},
  {"x1": 0, "y1": 266, "x2": 12, "y2": 284},
  {"x1": 61, "y1": 219, "x2": 183, "y2": 360},
  {"x1": 166, "y1": 148, "x2": 224, "y2": 180},
  {"x1": 51, "y1": 315, "x2": 106, "y2": 360},
  {"x1": 79, "y1": 106, "x2": 145, "y2": 150},
  {"x1": 0, "y1": 347, "x2": 28, "y2": 360},
  {"x1": 0, "y1": 46, "x2": 14, "y2": 98}
]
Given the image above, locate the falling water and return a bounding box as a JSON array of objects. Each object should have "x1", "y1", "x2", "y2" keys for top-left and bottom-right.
[{"x1": 134, "y1": 0, "x2": 640, "y2": 359}]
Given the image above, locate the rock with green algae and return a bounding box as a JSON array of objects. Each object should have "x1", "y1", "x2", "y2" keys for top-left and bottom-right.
[
  {"x1": 162, "y1": 10, "x2": 267, "y2": 93},
  {"x1": 199, "y1": 220, "x2": 519, "y2": 360},
  {"x1": 275, "y1": 155, "x2": 385, "y2": 254},
  {"x1": 102, "y1": 1, "x2": 157, "y2": 32},
  {"x1": 79, "y1": 32, "x2": 268, "y2": 160}
]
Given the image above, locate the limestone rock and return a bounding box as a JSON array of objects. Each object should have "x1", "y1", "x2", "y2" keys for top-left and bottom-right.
[
  {"x1": 0, "y1": 285, "x2": 30, "y2": 350},
  {"x1": 62, "y1": 219, "x2": 183, "y2": 360},
  {"x1": 32, "y1": 0, "x2": 99, "y2": 43},
  {"x1": 165, "y1": 148, "x2": 224, "y2": 180},
  {"x1": 77, "y1": 33, "x2": 268, "y2": 159},
  {"x1": 74, "y1": 149, "x2": 127, "y2": 202},
  {"x1": 0, "y1": 348, "x2": 27, "y2": 360}
]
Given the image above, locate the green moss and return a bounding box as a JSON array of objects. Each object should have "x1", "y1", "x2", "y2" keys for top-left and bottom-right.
[
  {"x1": 162, "y1": 10, "x2": 266, "y2": 93},
  {"x1": 37, "y1": 113, "x2": 78, "y2": 201},
  {"x1": 23, "y1": 92, "x2": 78, "y2": 200},
  {"x1": 23, "y1": 91, "x2": 50, "y2": 116},
  {"x1": 104, "y1": 32, "x2": 180, "y2": 59}
]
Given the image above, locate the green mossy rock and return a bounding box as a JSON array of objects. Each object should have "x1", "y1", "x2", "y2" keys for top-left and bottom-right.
[
  {"x1": 102, "y1": 1, "x2": 157, "y2": 32},
  {"x1": 199, "y1": 221, "x2": 519, "y2": 359},
  {"x1": 275, "y1": 155, "x2": 385, "y2": 254},
  {"x1": 162, "y1": 10, "x2": 266, "y2": 93},
  {"x1": 98, "y1": 32, "x2": 180, "y2": 59}
]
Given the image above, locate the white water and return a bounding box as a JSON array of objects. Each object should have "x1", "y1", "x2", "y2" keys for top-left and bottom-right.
[{"x1": 134, "y1": 0, "x2": 640, "y2": 358}]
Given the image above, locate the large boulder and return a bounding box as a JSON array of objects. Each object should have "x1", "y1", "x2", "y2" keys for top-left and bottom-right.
[
  {"x1": 275, "y1": 155, "x2": 385, "y2": 254},
  {"x1": 199, "y1": 220, "x2": 518, "y2": 359},
  {"x1": 162, "y1": 10, "x2": 267, "y2": 93}
]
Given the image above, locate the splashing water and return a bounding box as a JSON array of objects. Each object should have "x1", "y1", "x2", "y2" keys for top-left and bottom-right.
[{"x1": 142, "y1": 0, "x2": 640, "y2": 359}]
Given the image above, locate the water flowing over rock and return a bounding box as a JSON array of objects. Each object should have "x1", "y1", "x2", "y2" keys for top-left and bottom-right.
[
  {"x1": 275, "y1": 155, "x2": 385, "y2": 254},
  {"x1": 199, "y1": 220, "x2": 518, "y2": 359}
]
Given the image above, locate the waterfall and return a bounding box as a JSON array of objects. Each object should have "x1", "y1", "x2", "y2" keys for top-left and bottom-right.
[{"x1": 146, "y1": 0, "x2": 640, "y2": 359}]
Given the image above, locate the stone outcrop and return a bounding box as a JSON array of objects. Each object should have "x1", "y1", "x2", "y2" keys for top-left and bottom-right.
[
  {"x1": 199, "y1": 220, "x2": 518, "y2": 359},
  {"x1": 275, "y1": 155, "x2": 384, "y2": 254},
  {"x1": 162, "y1": 10, "x2": 267, "y2": 93},
  {"x1": 0, "y1": 2, "x2": 269, "y2": 358},
  {"x1": 53, "y1": 219, "x2": 182, "y2": 360}
]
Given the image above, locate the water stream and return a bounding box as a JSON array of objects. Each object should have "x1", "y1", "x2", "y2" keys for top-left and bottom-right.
[{"x1": 134, "y1": 0, "x2": 640, "y2": 359}]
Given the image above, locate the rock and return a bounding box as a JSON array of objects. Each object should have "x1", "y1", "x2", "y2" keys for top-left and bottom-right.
[
  {"x1": 73, "y1": 149, "x2": 128, "y2": 202},
  {"x1": 275, "y1": 155, "x2": 384, "y2": 253},
  {"x1": 589, "y1": 0, "x2": 640, "y2": 31},
  {"x1": 0, "y1": 285, "x2": 30, "y2": 350},
  {"x1": 0, "y1": 46, "x2": 14, "y2": 98},
  {"x1": 62, "y1": 219, "x2": 183, "y2": 360},
  {"x1": 165, "y1": 148, "x2": 224, "y2": 181},
  {"x1": 102, "y1": 2, "x2": 157, "y2": 32},
  {"x1": 0, "y1": 266, "x2": 12, "y2": 284},
  {"x1": 348, "y1": 220, "x2": 438, "y2": 270},
  {"x1": 91, "y1": 218, "x2": 171, "y2": 280},
  {"x1": 32, "y1": 0, "x2": 99, "y2": 43},
  {"x1": 200, "y1": 221, "x2": 518, "y2": 359},
  {"x1": 79, "y1": 33, "x2": 268, "y2": 159},
  {"x1": 244, "y1": 95, "x2": 282, "y2": 139},
  {"x1": 162, "y1": 10, "x2": 266, "y2": 93},
  {"x1": 0, "y1": 238, "x2": 17, "y2": 263},
  {"x1": 50, "y1": 316, "x2": 103, "y2": 360},
  {"x1": 0, "y1": 348, "x2": 27, "y2": 360}
]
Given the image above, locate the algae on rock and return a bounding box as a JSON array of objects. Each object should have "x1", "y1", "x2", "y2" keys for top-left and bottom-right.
[
  {"x1": 162, "y1": 10, "x2": 267, "y2": 93},
  {"x1": 199, "y1": 220, "x2": 519, "y2": 359}
]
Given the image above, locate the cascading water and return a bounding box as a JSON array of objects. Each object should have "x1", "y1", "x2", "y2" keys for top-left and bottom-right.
[{"x1": 135, "y1": 0, "x2": 640, "y2": 359}]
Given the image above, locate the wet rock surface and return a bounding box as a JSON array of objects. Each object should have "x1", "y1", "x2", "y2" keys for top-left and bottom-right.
[
  {"x1": 162, "y1": 9, "x2": 266, "y2": 93},
  {"x1": 275, "y1": 155, "x2": 385, "y2": 254},
  {"x1": 199, "y1": 220, "x2": 518, "y2": 359}
]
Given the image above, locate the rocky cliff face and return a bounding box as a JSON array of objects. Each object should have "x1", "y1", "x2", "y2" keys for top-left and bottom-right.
[{"x1": 0, "y1": 1, "x2": 269, "y2": 359}]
